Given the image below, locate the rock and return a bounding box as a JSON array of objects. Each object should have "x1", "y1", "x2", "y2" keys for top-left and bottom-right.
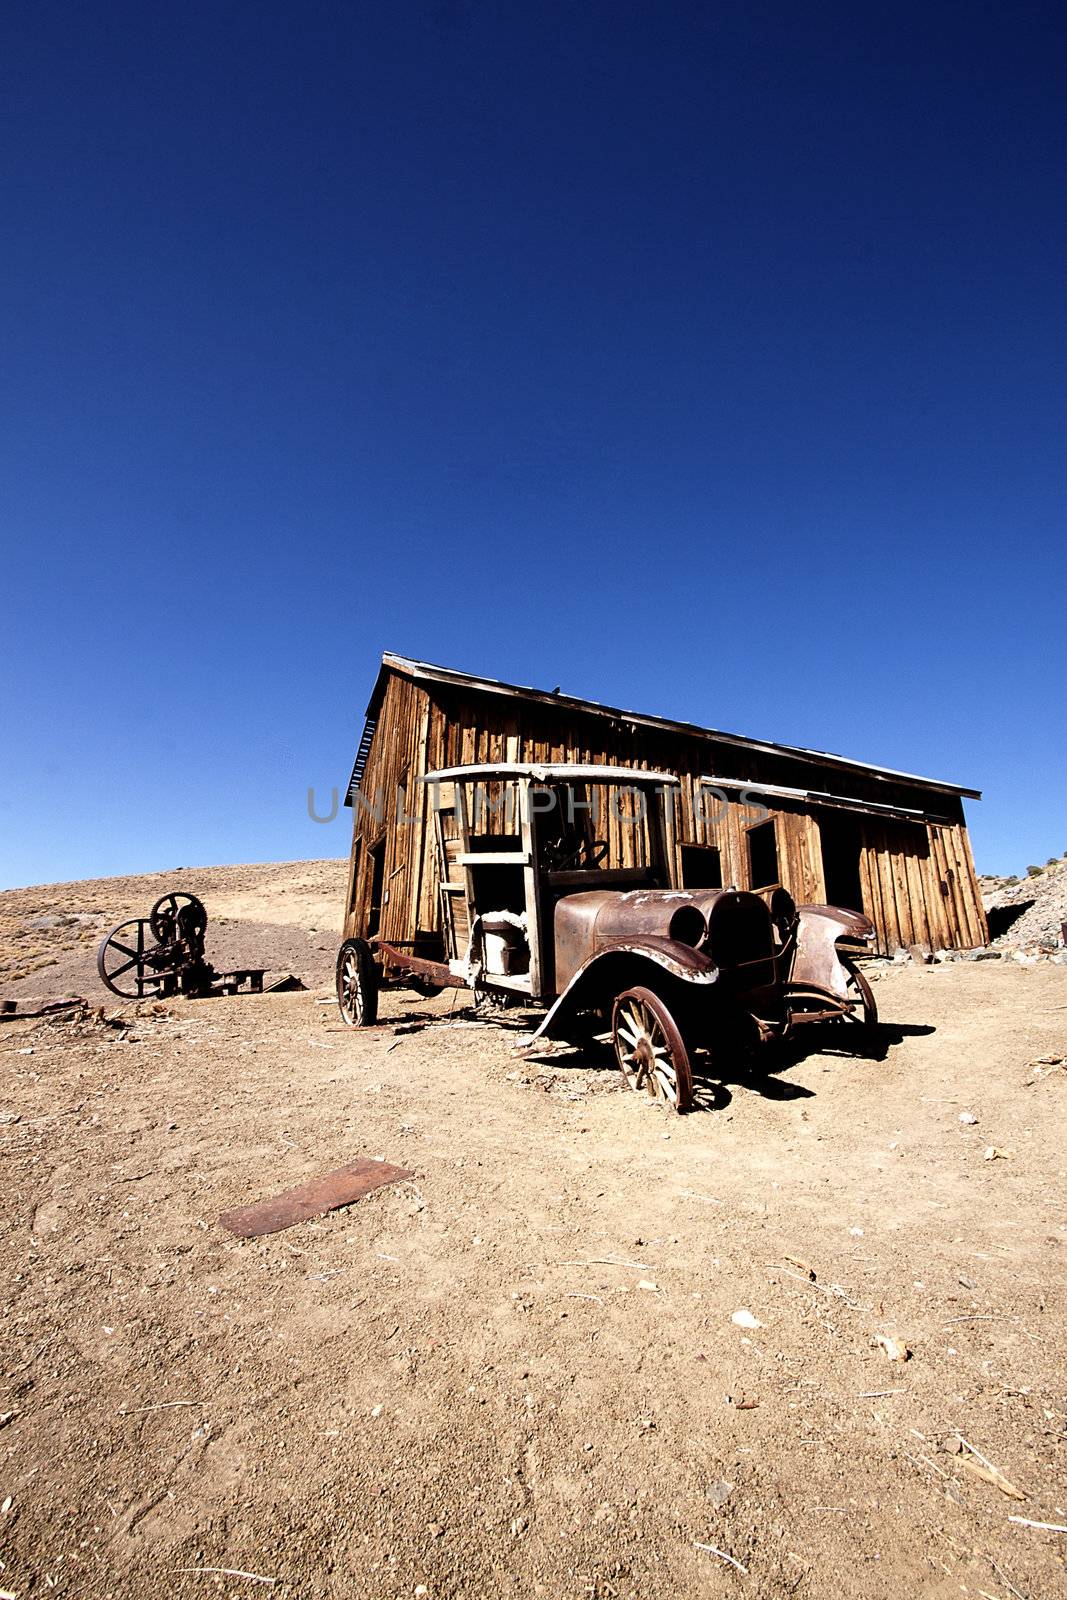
[
  {"x1": 706, "y1": 1479, "x2": 734, "y2": 1508},
  {"x1": 873, "y1": 1333, "x2": 910, "y2": 1362},
  {"x1": 731, "y1": 1309, "x2": 763, "y2": 1329},
  {"x1": 959, "y1": 1111, "x2": 979, "y2": 1125}
]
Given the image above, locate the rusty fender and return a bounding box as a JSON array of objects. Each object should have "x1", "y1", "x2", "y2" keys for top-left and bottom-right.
[
  {"x1": 791, "y1": 906, "x2": 875, "y2": 997},
  {"x1": 532, "y1": 936, "x2": 720, "y2": 1043}
]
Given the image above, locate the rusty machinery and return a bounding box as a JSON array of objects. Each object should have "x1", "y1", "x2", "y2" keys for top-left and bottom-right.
[{"x1": 96, "y1": 891, "x2": 267, "y2": 1000}]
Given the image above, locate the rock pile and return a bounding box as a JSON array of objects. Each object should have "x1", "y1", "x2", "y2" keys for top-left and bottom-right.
[
  {"x1": 866, "y1": 944, "x2": 1067, "y2": 969},
  {"x1": 979, "y1": 855, "x2": 1067, "y2": 952}
]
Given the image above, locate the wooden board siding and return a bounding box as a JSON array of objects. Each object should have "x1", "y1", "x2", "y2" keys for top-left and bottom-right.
[
  {"x1": 343, "y1": 672, "x2": 435, "y2": 947},
  {"x1": 852, "y1": 817, "x2": 987, "y2": 954},
  {"x1": 343, "y1": 666, "x2": 988, "y2": 957}
]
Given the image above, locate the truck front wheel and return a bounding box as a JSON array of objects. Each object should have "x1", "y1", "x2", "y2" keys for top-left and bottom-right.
[{"x1": 611, "y1": 986, "x2": 693, "y2": 1113}]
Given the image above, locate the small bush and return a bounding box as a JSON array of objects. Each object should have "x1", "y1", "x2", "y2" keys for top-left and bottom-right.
[
  {"x1": 1027, "y1": 864, "x2": 1043, "y2": 877},
  {"x1": 1047, "y1": 857, "x2": 1059, "y2": 867}
]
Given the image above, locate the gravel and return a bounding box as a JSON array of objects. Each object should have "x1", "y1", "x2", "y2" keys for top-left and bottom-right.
[{"x1": 980, "y1": 856, "x2": 1067, "y2": 950}]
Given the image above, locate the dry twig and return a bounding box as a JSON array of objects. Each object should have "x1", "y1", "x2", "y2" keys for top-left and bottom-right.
[
  {"x1": 905, "y1": 1451, "x2": 950, "y2": 1481},
  {"x1": 765, "y1": 1262, "x2": 867, "y2": 1309},
  {"x1": 956, "y1": 1436, "x2": 1026, "y2": 1500},
  {"x1": 989, "y1": 1557, "x2": 1029, "y2": 1600},
  {"x1": 177, "y1": 1567, "x2": 276, "y2": 1585},
  {"x1": 694, "y1": 1542, "x2": 748, "y2": 1574},
  {"x1": 129, "y1": 1400, "x2": 199, "y2": 1414},
  {"x1": 564, "y1": 1257, "x2": 650, "y2": 1271}
]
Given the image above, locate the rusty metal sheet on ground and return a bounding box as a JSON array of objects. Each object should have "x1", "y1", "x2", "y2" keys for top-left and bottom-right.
[
  {"x1": 1, "y1": 996, "x2": 87, "y2": 1020},
  {"x1": 218, "y1": 1158, "x2": 415, "y2": 1238}
]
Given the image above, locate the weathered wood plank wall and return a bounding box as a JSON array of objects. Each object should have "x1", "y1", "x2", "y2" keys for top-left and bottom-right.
[{"x1": 343, "y1": 670, "x2": 987, "y2": 955}]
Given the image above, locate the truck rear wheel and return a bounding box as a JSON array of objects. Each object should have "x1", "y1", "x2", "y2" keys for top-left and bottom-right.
[{"x1": 336, "y1": 939, "x2": 379, "y2": 1027}]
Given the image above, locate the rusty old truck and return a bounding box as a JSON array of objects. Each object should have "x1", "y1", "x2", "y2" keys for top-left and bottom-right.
[{"x1": 336, "y1": 763, "x2": 877, "y2": 1111}]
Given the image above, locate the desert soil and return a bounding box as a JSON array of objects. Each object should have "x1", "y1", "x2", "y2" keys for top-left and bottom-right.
[{"x1": 0, "y1": 862, "x2": 1065, "y2": 1600}]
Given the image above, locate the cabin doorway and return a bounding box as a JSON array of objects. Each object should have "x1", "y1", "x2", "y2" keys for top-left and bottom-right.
[
  {"x1": 367, "y1": 837, "x2": 387, "y2": 937},
  {"x1": 746, "y1": 819, "x2": 780, "y2": 890},
  {"x1": 819, "y1": 814, "x2": 864, "y2": 913}
]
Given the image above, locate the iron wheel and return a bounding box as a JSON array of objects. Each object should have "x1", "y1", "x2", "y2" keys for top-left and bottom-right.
[
  {"x1": 611, "y1": 986, "x2": 693, "y2": 1112},
  {"x1": 149, "y1": 891, "x2": 207, "y2": 943},
  {"x1": 841, "y1": 958, "x2": 878, "y2": 1028},
  {"x1": 97, "y1": 918, "x2": 154, "y2": 999},
  {"x1": 336, "y1": 938, "x2": 379, "y2": 1027}
]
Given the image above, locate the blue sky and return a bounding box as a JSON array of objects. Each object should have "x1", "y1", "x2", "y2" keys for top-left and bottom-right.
[{"x1": 2, "y1": 0, "x2": 1063, "y2": 888}]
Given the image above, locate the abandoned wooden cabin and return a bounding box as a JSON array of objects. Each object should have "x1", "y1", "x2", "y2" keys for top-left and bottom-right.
[{"x1": 342, "y1": 653, "x2": 987, "y2": 958}]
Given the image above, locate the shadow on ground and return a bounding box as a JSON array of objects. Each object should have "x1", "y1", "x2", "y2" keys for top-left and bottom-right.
[{"x1": 518, "y1": 1015, "x2": 937, "y2": 1116}]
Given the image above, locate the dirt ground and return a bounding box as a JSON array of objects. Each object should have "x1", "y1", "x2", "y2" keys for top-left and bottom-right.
[{"x1": 1, "y1": 863, "x2": 1065, "y2": 1600}]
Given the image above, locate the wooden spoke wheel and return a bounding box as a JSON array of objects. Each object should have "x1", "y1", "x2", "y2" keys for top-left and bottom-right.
[
  {"x1": 611, "y1": 986, "x2": 693, "y2": 1113},
  {"x1": 841, "y1": 959, "x2": 877, "y2": 1028},
  {"x1": 150, "y1": 891, "x2": 207, "y2": 944},
  {"x1": 97, "y1": 918, "x2": 155, "y2": 999},
  {"x1": 336, "y1": 938, "x2": 379, "y2": 1027}
]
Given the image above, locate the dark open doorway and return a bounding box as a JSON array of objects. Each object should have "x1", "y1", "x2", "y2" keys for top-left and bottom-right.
[
  {"x1": 367, "y1": 837, "x2": 387, "y2": 937},
  {"x1": 820, "y1": 813, "x2": 864, "y2": 912},
  {"x1": 746, "y1": 819, "x2": 780, "y2": 890}
]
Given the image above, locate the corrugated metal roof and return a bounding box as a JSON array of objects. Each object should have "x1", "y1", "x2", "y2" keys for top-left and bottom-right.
[
  {"x1": 420, "y1": 762, "x2": 681, "y2": 785},
  {"x1": 702, "y1": 775, "x2": 955, "y2": 825}
]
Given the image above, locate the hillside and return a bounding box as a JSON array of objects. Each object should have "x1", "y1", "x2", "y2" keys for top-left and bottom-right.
[{"x1": 979, "y1": 852, "x2": 1067, "y2": 949}]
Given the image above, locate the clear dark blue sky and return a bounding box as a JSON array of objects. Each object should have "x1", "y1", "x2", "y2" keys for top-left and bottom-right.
[{"x1": 2, "y1": 0, "x2": 1063, "y2": 888}]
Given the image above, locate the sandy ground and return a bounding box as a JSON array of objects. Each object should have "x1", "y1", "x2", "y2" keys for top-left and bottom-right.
[{"x1": 1, "y1": 863, "x2": 1065, "y2": 1600}]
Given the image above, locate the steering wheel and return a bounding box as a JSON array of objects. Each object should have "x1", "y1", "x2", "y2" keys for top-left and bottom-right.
[{"x1": 547, "y1": 838, "x2": 610, "y2": 871}]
